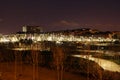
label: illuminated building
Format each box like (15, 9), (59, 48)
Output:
(22, 25), (43, 33)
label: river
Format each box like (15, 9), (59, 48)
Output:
(72, 54), (120, 72)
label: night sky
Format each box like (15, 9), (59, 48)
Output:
(0, 0), (120, 34)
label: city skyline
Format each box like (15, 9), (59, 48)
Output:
(0, 0), (120, 34)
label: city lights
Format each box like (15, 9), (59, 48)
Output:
(0, 33), (118, 43)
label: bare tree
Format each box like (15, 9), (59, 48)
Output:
(51, 45), (65, 80)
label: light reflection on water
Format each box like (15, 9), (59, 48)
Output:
(72, 54), (120, 72)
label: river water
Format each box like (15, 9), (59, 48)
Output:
(72, 54), (120, 72)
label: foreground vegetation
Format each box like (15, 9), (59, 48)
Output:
(0, 46), (119, 80)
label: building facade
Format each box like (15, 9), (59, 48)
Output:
(22, 25), (43, 33)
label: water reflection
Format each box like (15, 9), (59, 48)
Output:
(72, 54), (120, 72)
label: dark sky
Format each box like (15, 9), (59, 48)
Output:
(0, 0), (120, 34)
